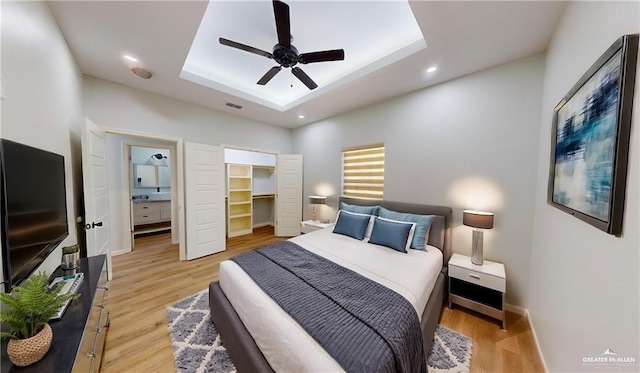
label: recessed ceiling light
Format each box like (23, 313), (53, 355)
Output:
(426, 66), (437, 73)
(123, 55), (138, 62)
(131, 67), (153, 80)
(298, 115), (305, 119)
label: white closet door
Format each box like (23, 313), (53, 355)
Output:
(81, 118), (112, 278)
(276, 154), (303, 237)
(185, 142), (226, 259)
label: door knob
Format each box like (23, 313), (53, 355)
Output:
(85, 221), (104, 230)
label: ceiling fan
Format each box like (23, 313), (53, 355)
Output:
(219, 0), (345, 90)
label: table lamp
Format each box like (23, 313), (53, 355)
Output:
(463, 210), (494, 265)
(308, 195), (327, 222)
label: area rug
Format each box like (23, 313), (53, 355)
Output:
(167, 290), (472, 373)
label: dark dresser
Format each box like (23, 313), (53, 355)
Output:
(1, 255), (109, 373)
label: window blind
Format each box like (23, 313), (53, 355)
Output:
(342, 145), (384, 199)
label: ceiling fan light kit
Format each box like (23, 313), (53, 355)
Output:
(219, 0), (345, 90)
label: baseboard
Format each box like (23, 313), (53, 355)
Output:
(252, 222), (274, 228)
(525, 309), (549, 373)
(503, 304), (548, 372)
(111, 249), (129, 256)
(505, 303), (526, 315)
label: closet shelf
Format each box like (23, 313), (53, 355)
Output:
(230, 228), (252, 236)
(253, 193), (275, 199)
(227, 163), (253, 238)
(229, 213), (252, 219)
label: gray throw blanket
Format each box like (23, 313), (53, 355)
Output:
(231, 241), (426, 373)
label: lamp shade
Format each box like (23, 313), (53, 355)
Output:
(463, 210), (494, 229)
(308, 195), (327, 204)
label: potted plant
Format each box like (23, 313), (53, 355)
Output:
(0, 273), (79, 366)
(61, 244), (80, 270)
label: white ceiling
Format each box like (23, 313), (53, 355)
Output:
(48, 1), (566, 129)
(182, 1), (425, 110)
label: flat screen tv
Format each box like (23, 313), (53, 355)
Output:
(1, 139), (69, 291)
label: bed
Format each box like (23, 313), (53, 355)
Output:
(209, 197), (452, 372)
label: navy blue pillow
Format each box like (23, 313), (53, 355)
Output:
(379, 207), (434, 250)
(368, 217), (414, 253)
(333, 210), (370, 240)
(339, 202), (380, 216)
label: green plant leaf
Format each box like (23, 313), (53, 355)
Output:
(62, 244), (80, 255)
(0, 272), (80, 339)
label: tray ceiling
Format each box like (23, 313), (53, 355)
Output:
(181, 1), (425, 110)
(48, 1), (566, 128)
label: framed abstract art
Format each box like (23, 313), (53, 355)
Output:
(548, 34), (638, 236)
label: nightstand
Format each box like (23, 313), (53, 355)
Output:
(300, 220), (332, 234)
(448, 253), (506, 329)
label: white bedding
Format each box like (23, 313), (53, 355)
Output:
(219, 227), (443, 372)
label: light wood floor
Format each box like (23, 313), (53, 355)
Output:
(102, 227), (544, 372)
(440, 305), (544, 372)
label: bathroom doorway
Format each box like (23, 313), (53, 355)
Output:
(129, 145), (173, 248)
(105, 132), (181, 257)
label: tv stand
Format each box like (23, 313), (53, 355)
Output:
(1, 255), (109, 373)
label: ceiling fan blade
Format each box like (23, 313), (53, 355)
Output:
(298, 49), (345, 64)
(273, 0), (291, 49)
(257, 66), (282, 85)
(219, 37), (273, 59)
(292, 67), (318, 90)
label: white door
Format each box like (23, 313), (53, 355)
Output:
(81, 118), (112, 278)
(185, 142), (225, 260)
(276, 154), (303, 236)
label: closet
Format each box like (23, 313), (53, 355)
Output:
(225, 148), (277, 238)
(227, 164), (253, 237)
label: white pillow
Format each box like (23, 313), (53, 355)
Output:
(336, 210), (375, 238)
(375, 216), (416, 252)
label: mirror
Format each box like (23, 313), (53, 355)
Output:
(134, 164), (157, 188)
(158, 167), (171, 187)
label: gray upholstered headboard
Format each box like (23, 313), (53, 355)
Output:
(339, 197), (453, 267)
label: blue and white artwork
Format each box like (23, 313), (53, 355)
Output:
(553, 50), (622, 222)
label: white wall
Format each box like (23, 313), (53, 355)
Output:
(293, 54), (545, 307)
(82, 76), (292, 154)
(529, 2), (640, 371)
(0, 1), (83, 290)
(84, 76), (292, 254)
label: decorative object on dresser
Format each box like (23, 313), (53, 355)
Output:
(448, 253), (506, 329)
(308, 195), (327, 221)
(61, 244), (80, 270)
(462, 210), (494, 265)
(0, 273), (79, 366)
(547, 34), (638, 237)
(0, 255), (109, 373)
